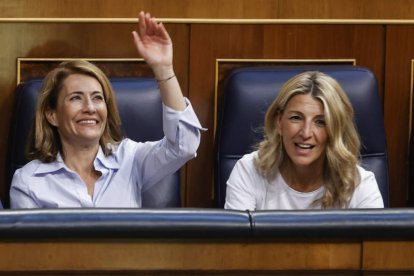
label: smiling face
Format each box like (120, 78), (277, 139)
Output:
(276, 93), (328, 173)
(46, 73), (107, 149)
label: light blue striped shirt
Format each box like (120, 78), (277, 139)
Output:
(10, 99), (203, 208)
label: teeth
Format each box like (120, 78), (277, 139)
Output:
(79, 120), (97, 124)
(297, 143), (312, 149)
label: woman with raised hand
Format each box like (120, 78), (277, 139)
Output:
(10, 11), (203, 208)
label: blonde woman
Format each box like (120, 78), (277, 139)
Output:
(225, 71), (383, 210)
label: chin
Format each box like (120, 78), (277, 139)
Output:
(291, 157), (318, 167)
(78, 135), (102, 144)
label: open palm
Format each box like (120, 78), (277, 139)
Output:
(132, 11), (173, 69)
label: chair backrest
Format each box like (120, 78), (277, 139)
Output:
(410, 135), (414, 205)
(7, 78), (180, 208)
(215, 66), (389, 207)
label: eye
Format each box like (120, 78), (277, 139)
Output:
(69, 95), (81, 101)
(93, 94), (104, 101)
(289, 115), (302, 122)
(315, 118), (326, 127)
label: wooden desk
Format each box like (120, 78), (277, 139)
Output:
(1, 209), (413, 274)
(0, 239), (412, 274)
(0, 240), (358, 273)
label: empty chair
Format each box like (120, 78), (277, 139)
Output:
(215, 66), (389, 207)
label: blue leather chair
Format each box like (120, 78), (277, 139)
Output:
(7, 78), (180, 208)
(215, 66), (389, 207)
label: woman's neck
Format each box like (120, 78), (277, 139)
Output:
(61, 142), (100, 174)
(279, 161), (324, 193)
(61, 142), (102, 197)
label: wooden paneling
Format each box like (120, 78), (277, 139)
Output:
(0, 22), (189, 205)
(0, 0), (278, 18)
(278, 0), (414, 20)
(0, 240), (360, 271)
(18, 59), (150, 83)
(188, 24), (384, 207)
(384, 25), (414, 207)
(1, 0), (414, 19)
(363, 241), (414, 270)
(0, 239), (413, 273)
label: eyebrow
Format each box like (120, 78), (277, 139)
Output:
(286, 110), (325, 118)
(64, 90), (104, 101)
(67, 90), (103, 96)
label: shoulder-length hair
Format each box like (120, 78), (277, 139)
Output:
(27, 60), (122, 162)
(254, 71), (361, 208)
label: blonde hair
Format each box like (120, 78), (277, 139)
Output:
(254, 71), (361, 208)
(27, 60), (122, 162)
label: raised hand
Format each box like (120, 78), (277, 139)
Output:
(131, 11), (185, 111)
(132, 11), (173, 75)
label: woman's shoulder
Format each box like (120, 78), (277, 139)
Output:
(232, 151), (261, 177)
(356, 164), (376, 180)
(12, 159), (49, 182)
(238, 150), (259, 163)
(17, 159), (46, 173)
(355, 164), (379, 192)
(350, 165), (384, 208)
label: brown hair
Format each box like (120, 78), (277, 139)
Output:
(27, 60), (122, 162)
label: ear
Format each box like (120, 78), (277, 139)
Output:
(45, 108), (58, 127)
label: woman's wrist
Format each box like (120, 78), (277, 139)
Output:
(156, 74), (176, 84)
(152, 65), (174, 81)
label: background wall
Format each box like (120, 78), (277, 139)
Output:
(1, 0), (414, 19)
(1, 0), (413, 207)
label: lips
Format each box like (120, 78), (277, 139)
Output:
(295, 143), (314, 149)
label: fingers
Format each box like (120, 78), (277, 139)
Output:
(131, 30), (142, 50)
(138, 11), (155, 37)
(137, 10), (169, 40)
(138, 11), (146, 38)
(145, 12), (155, 36)
(157, 22), (171, 42)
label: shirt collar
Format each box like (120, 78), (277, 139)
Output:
(34, 152), (67, 175)
(94, 146), (120, 170)
(34, 146), (120, 175)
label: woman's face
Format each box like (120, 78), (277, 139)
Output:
(276, 93), (328, 172)
(46, 73), (107, 149)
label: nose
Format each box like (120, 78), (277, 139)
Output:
(82, 98), (96, 114)
(300, 121), (312, 139)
